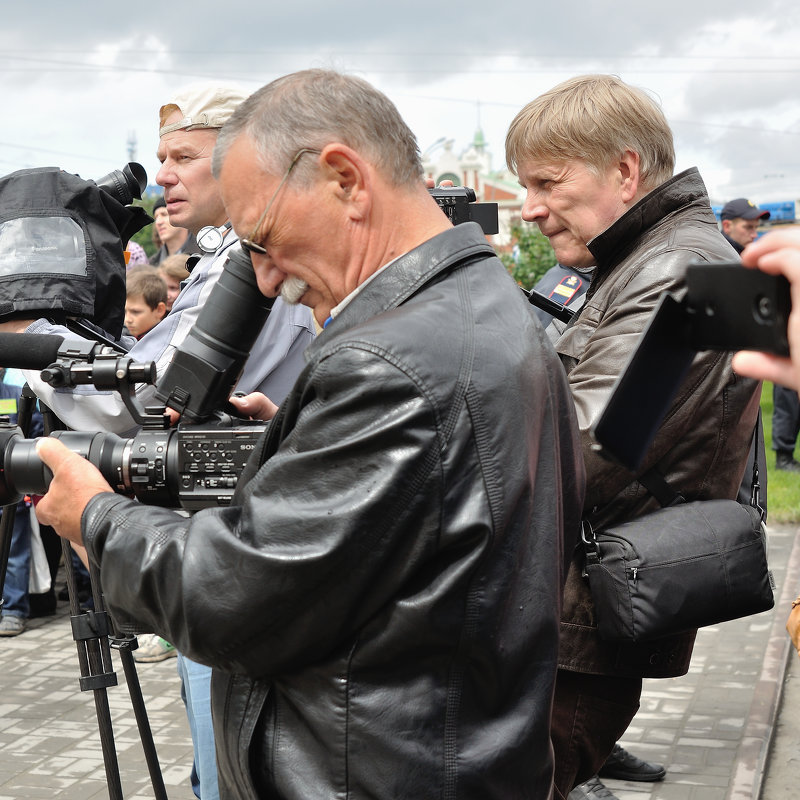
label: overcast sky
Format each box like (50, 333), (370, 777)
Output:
(3, 0), (800, 205)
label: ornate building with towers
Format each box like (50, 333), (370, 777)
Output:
(421, 128), (525, 251)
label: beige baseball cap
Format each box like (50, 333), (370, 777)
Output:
(159, 84), (249, 137)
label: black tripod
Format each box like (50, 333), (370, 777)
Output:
(5, 387), (170, 800)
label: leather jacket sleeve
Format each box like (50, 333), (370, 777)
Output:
(83, 343), (446, 677)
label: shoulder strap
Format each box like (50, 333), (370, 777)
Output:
(749, 409), (766, 521)
(638, 466), (685, 507)
(640, 412), (763, 519)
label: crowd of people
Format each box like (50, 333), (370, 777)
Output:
(0, 68), (798, 800)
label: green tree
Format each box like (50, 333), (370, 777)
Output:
(500, 220), (557, 290)
(129, 193), (160, 260)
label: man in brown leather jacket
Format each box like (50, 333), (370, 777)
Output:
(34, 70), (585, 799)
(506, 74), (761, 799)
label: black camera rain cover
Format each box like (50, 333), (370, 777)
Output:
(0, 167), (151, 338)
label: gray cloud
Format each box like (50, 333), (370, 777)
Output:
(3, 0), (800, 201)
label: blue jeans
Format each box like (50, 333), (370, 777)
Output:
(177, 653), (219, 800)
(2, 502), (32, 619)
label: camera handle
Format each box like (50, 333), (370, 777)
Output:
(39, 340), (170, 431)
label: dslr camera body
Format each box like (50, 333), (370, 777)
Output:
(0, 245), (270, 510)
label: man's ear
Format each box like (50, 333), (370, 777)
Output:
(721, 219), (732, 234)
(618, 149), (641, 203)
(319, 144), (368, 217)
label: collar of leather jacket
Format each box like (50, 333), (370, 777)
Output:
(307, 222), (496, 353)
(587, 167), (711, 278)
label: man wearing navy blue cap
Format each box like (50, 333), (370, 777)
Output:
(720, 197), (770, 253)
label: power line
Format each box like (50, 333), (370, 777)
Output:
(5, 53), (800, 78)
(4, 49), (800, 60)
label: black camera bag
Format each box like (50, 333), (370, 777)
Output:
(582, 421), (774, 643)
(582, 498), (774, 642)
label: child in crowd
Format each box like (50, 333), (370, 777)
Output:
(124, 267), (168, 339)
(125, 264), (176, 664)
(157, 253), (191, 312)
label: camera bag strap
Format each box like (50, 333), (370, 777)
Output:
(636, 411), (763, 517)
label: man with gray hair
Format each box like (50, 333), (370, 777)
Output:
(505, 74), (761, 798)
(34, 69), (584, 799)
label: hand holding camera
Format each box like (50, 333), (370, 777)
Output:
(228, 392), (279, 421)
(733, 227), (800, 391)
(34, 437), (112, 545)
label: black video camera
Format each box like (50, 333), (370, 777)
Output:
(0, 246), (269, 510)
(0, 163), (152, 338)
(429, 186), (499, 235)
(0, 184), (499, 510)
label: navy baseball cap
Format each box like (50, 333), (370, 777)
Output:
(720, 198), (770, 221)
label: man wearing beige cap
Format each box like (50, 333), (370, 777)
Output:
(8, 83), (316, 800)
(16, 84), (315, 435)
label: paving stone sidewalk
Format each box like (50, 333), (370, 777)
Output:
(600, 522), (800, 800)
(0, 524), (798, 799)
(0, 601), (195, 799)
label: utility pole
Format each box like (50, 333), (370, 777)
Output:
(126, 131), (137, 164)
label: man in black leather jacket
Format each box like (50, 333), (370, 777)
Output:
(506, 75), (761, 799)
(35, 69), (585, 799)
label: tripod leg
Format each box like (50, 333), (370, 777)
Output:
(62, 537), (125, 800)
(84, 556), (170, 799)
(114, 639), (170, 800)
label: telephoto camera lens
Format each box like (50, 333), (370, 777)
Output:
(155, 245), (275, 422)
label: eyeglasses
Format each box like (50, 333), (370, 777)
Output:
(240, 148), (321, 256)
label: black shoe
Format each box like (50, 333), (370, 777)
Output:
(775, 451), (800, 473)
(568, 776), (620, 800)
(599, 743), (666, 782)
